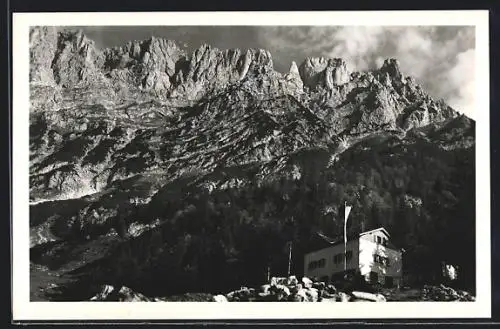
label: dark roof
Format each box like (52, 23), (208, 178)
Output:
(315, 231), (359, 246)
(307, 227), (402, 253)
(359, 227), (390, 238)
(306, 231), (359, 253)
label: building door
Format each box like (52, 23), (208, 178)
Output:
(369, 271), (378, 284)
(385, 276), (394, 288)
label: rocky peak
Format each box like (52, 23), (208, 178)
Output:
(167, 46), (276, 101)
(289, 61), (300, 76)
(299, 57), (351, 90)
(237, 48), (274, 80)
(101, 36), (185, 95)
(379, 58), (403, 82)
(250, 48), (274, 69)
(30, 26), (59, 85)
(49, 29), (105, 88)
(140, 37), (184, 71)
(57, 29), (90, 48)
(280, 61), (304, 95)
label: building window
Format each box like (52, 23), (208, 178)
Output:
(309, 258), (326, 270)
(333, 254), (342, 264)
(375, 236), (388, 246)
(333, 251), (353, 264)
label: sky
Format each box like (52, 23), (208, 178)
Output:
(77, 26), (475, 119)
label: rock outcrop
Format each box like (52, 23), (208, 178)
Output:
(299, 57), (351, 90)
(103, 37), (185, 96)
(281, 61), (304, 95)
(50, 30), (106, 88)
(90, 285), (152, 301)
(30, 26), (59, 85)
(169, 46), (275, 100)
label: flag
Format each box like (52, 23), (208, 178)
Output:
(344, 203), (352, 245)
(343, 202), (352, 272)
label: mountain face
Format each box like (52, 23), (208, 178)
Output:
(29, 27), (475, 301)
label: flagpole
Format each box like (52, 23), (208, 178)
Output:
(287, 241), (292, 277)
(344, 202), (347, 273)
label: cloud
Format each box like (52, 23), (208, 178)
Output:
(440, 49), (475, 118)
(325, 26), (386, 71)
(255, 26), (476, 119)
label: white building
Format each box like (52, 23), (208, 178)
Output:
(304, 227), (403, 288)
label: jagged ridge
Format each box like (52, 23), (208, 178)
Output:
(30, 26), (463, 129)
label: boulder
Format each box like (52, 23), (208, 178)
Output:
(278, 277), (288, 285)
(326, 284), (337, 294)
(256, 292), (277, 302)
(302, 277), (313, 288)
(293, 288), (308, 302)
(304, 287), (319, 302)
(117, 286), (151, 301)
(289, 283), (303, 295)
(320, 291), (337, 299)
(213, 294), (228, 302)
(225, 286), (256, 301)
(351, 291), (387, 302)
(90, 284), (115, 301)
(270, 276), (287, 286)
(225, 291), (236, 300)
(260, 284), (271, 294)
(287, 275), (299, 286)
(270, 284), (291, 296)
(313, 281), (326, 291)
(338, 292), (351, 302)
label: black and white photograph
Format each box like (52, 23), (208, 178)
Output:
(12, 11), (490, 320)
